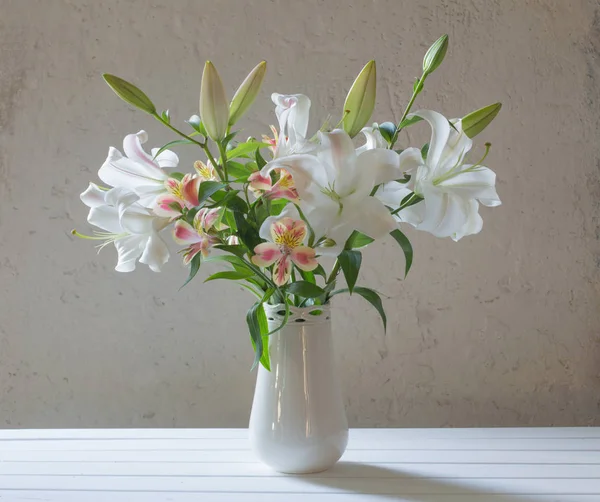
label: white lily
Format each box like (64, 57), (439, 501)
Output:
(376, 110), (501, 241)
(98, 130), (179, 207)
(78, 183), (170, 272)
(355, 125), (387, 154)
(263, 129), (399, 254)
(271, 93), (313, 158)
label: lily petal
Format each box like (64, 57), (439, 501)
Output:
(139, 232), (170, 272)
(440, 166), (501, 207)
(87, 205), (122, 234)
(408, 110), (450, 170)
(114, 235), (145, 272)
(417, 187), (470, 238)
(452, 200), (483, 241)
(349, 196), (398, 240)
(150, 148), (179, 169)
(80, 183), (107, 208)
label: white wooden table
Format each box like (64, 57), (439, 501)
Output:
(0, 428), (598, 501)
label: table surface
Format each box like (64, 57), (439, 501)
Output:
(0, 428), (599, 501)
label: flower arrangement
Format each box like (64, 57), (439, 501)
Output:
(74, 35), (501, 369)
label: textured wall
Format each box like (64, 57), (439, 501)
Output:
(0, 0), (599, 428)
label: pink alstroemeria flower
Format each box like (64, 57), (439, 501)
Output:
(248, 168), (299, 203)
(173, 208), (221, 264)
(194, 160), (219, 181)
(154, 174), (200, 218)
(251, 206), (318, 286)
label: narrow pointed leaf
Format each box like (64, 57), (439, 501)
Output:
(462, 102), (502, 138)
(205, 270), (255, 282)
(342, 60), (376, 138)
(338, 249), (362, 294)
(346, 230), (375, 249)
(390, 228), (413, 277)
(179, 254), (202, 290)
(198, 181), (227, 206)
(103, 74), (156, 114)
(287, 281), (326, 299)
(332, 286), (387, 332)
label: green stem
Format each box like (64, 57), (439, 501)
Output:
(391, 193), (419, 215)
(389, 73), (426, 149)
(326, 259), (341, 285)
(153, 114), (206, 149)
(218, 142), (229, 182)
(202, 144), (224, 182)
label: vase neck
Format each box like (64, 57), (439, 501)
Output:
(263, 303), (331, 327)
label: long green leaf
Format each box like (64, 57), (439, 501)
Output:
(212, 244), (249, 258)
(103, 74), (156, 114)
(287, 281), (326, 299)
(227, 141), (270, 160)
(332, 286), (387, 332)
(179, 253), (201, 290)
(152, 139), (194, 160)
(204, 270), (255, 282)
(338, 249), (362, 294)
(234, 210), (262, 251)
(247, 302), (264, 371)
(198, 181), (227, 206)
(345, 230), (374, 249)
(390, 228), (413, 278)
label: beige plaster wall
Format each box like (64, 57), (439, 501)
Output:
(0, 0), (599, 428)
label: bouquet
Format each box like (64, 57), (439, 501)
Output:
(74, 35), (501, 369)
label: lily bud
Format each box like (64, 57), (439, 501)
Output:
(199, 61), (229, 141)
(461, 102), (502, 138)
(229, 61), (267, 126)
(422, 34), (449, 76)
(342, 60), (376, 138)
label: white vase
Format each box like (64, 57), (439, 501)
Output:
(249, 303), (348, 474)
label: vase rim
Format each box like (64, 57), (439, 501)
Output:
(263, 303), (331, 326)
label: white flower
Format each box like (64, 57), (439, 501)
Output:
(355, 125), (387, 154)
(98, 130), (179, 207)
(79, 183), (170, 272)
(263, 129), (400, 255)
(377, 110), (501, 241)
(271, 93), (313, 158)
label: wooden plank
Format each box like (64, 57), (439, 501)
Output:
(0, 474), (599, 494)
(2, 460), (600, 478)
(2, 437), (600, 451)
(0, 448), (598, 463)
(1, 427), (600, 440)
(0, 493), (597, 502)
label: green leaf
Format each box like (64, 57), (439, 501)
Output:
(247, 302), (266, 370)
(226, 161), (252, 181)
(342, 60), (376, 138)
(161, 110), (171, 123)
(421, 142), (430, 160)
(378, 122), (396, 144)
(345, 230), (375, 249)
(389, 228), (413, 278)
(338, 249), (362, 294)
(413, 78), (424, 94)
(179, 253), (201, 290)
(102, 74), (156, 115)
(234, 210), (262, 251)
(152, 139), (194, 160)
(299, 269), (316, 284)
(198, 181), (227, 206)
(227, 141), (270, 160)
(397, 115), (423, 130)
(255, 149), (267, 169)
(462, 102), (502, 139)
(205, 270), (255, 282)
(287, 281), (326, 299)
(332, 287), (387, 332)
(313, 264), (327, 280)
(209, 190), (248, 213)
(423, 34), (449, 76)
(229, 61), (267, 126)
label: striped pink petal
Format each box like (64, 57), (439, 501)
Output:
(154, 194), (184, 217)
(290, 246), (318, 271)
(272, 254), (292, 286)
(248, 172), (272, 192)
(251, 242), (283, 268)
(182, 175), (200, 207)
(173, 220), (203, 245)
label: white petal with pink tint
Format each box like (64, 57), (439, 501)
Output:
(251, 243), (283, 268)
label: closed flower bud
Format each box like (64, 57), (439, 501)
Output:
(199, 61), (229, 141)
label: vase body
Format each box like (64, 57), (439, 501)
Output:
(249, 304), (348, 473)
